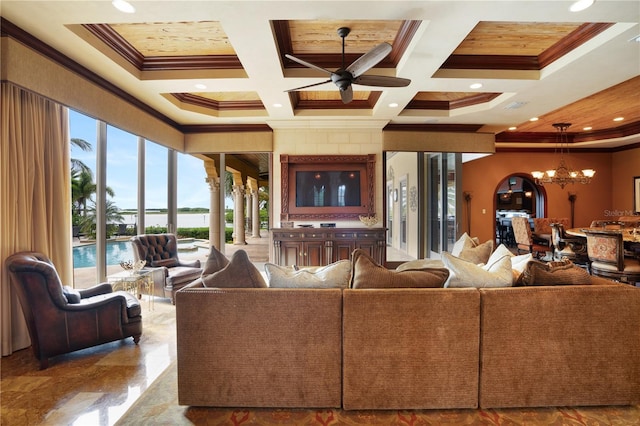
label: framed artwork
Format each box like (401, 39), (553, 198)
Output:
(635, 176), (640, 214)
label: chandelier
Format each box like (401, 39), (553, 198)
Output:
(531, 123), (596, 189)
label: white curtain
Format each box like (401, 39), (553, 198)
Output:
(1, 82), (72, 356)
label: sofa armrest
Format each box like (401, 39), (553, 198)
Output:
(178, 259), (201, 268)
(78, 283), (113, 298)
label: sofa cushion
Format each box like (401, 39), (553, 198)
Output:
(265, 260), (351, 288)
(202, 245), (230, 276)
(442, 250), (512, 288)
(516, 258), (591, 286)
(350, 249), (449, 289)
(202, 250), (267, 288)
(165, 267), (203, 287)
(62, 286), (81, 304)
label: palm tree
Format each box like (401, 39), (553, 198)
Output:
(71, 137), (93, 174)
(71, 170), (115, 218)
(79, 199), (125, 238)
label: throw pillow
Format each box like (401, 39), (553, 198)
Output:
(396, 258), (445, 272)
(350, 249), (449, 289)
(491, 244), (533, 282)
(517, 258), (591, 286)
(442, 250), (513, 288)
(202, 245), (230, 276)
(451, 232), (478, 257)
(457, 239), (494, 264)
(265, 260), (351, 288)
(202, 250), (267, 288)
(62, 286), (81, 304)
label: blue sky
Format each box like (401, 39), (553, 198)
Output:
(69, 109), (212, 210)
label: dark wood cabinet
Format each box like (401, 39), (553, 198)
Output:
(272, 228), (386, 266)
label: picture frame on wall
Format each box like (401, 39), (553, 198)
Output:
(635, 176), (640, 214)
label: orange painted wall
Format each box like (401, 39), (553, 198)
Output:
(460, 150), (628, 244)
(611, 147), (640, 216)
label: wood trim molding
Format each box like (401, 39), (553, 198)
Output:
(82, 24), (243, 71)
(280, 154), (376, 220)
(405, 93), (501, 110)
(171, 93), (265, 111)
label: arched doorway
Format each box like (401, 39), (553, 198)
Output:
(494, 174), (546, 247)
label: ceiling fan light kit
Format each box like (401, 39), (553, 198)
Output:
(285, 27), (411, 104)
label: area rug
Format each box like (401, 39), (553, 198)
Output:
(117, 362), (640, 425)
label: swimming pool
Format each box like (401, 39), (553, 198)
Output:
(73, 240), (207, 268)
(73, 241), (135, 268)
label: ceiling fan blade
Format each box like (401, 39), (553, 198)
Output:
(285, 79), (332, 92)
(284, 54), (333, 75)
(346, 43), (392, 78)
(340, 85), (353, 104)
(353, 74), (411, 88)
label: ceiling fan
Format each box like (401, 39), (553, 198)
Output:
(284, 27), (411, 104)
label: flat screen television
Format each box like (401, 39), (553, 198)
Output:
(281, 154), (375, 220)
(295, 170), (361, 207)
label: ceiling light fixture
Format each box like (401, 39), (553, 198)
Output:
(531, 123), (595, 189)
(194, 83), (207, 90)
(389, 102), (399, 108)
(469, 83), (483, 89)
(508, 126), (517, 131)
(583, 126), (592, 131)
(529, 117), (539, 122)
(613, 117), (624, 122)
(273, 103), (282, 108)
(570, 0), (595, 12)
(112, 0), (135, 13)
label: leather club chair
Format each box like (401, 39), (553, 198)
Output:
(5, 251), (142, 369)
(130, 233), (202, 304)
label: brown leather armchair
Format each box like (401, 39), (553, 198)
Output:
(130, 233), (202, 304)
(5, 252), (142, 369)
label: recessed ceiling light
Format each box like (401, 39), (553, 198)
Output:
(112, 0), (135, 13)
(529, 117), (539, 122)
(273, 103), (283, 108)
(613, 117), (624, 122)
(508, 126), (517, 131)
(569, 0), (594, 12)
(469, 83), (483, 89)
(583, 126), (592, 131)
(194, 83), (207, 90)
(389, 102), (399, 108)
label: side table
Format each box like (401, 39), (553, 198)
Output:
(107, 269), (154, 311)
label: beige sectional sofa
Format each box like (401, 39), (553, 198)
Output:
(175, 275), (640, 410)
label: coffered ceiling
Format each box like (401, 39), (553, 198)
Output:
(1, 0), (639, 150)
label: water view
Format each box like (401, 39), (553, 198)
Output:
(73, 239), (208, 268)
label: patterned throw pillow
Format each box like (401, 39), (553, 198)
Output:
(350, 249), (449, 289)
(202, 250), (267, 288)
(442, 250), (513, 288)
(265, 260), (351, 288)
(516, 258), (591, 286)
(201, 245), (230, 276)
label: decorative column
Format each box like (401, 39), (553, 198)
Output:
(204, 159), (221, 249)
(232, 171), (246, 245)
(246, 177), (261, 238)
